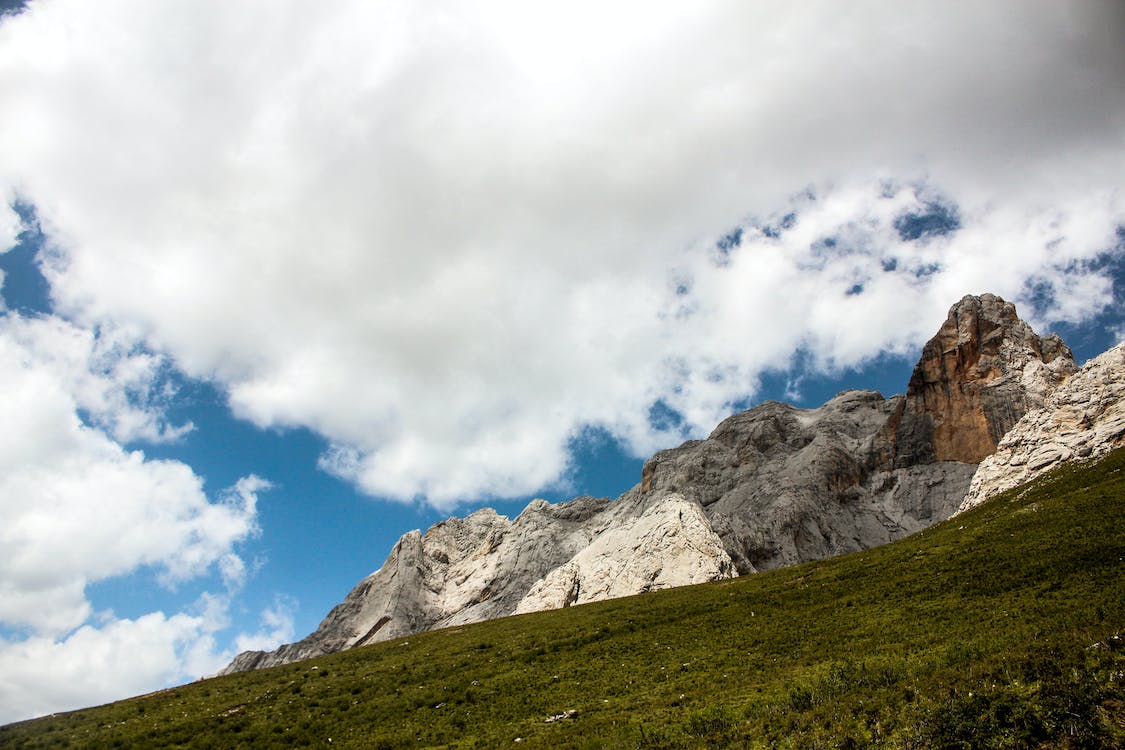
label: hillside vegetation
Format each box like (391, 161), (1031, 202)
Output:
(3, 449), (1125, 749)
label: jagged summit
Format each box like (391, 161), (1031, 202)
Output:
(900, 293), (1076, 464)
(223, 293), (1089, 675)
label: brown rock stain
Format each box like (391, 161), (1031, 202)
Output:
(902, 293), (1075, 464)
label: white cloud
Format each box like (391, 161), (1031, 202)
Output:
(0, 610), (216, 725)
(654, 183), (1123, 437)
(0, 312), (265, 636)
(0, 304), (283, 723)
(0, 593), (297, 725)
(231, 595), (298, 656)
(0, 1), (1123, 506)
(0, 313), (191, 445)
(0, 198), (19, 254)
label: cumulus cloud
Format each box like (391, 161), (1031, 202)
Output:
(0, 304), (281, 721)
(0, 608), (219, 724)
(0, 593), (297, 724)
(650, 182), (1123, 437)
(231, 595), (298, 656)
(0, 0), (1123, 506)
(0, 199), (19, 254)
(0, 312), (264, 634)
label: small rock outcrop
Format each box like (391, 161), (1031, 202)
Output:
(224, 293), (1077, 674)
(514, 493), (735, 613)
(959, 342), (1125, 511)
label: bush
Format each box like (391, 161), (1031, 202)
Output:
(682, 705), (735, 739)
(918, 650), (1119, 750)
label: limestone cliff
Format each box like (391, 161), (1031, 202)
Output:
(959, 341), (1125, 511)
(899, 293), (1076, 464)
(637, 294), (1074, 574)
(640, 390), (979, 575)
(222, 496), (608, 673)
(514, 494), (735, 613)
(223, 293), (1075, 675)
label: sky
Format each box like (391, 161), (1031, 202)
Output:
(0, 0), (1123, 724)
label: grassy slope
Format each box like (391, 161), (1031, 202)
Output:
(3, 450), (1125, 749)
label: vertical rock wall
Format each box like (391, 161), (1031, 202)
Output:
(902, 294), (1076, 463)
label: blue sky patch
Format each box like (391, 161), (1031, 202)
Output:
(647, 399), (686, 433)
(716, 226), (742, 252)
(894, 200), (961, 241)
(560, 426), (644, 500)
(761, 212), (797, 239)
(0, 1), (27, 17)
(1021, 276), (1056, 319)
(911, 262), (942, 279)
(0, 202), (52, 314)
(1047, 247), (1125, 362)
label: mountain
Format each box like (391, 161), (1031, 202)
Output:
(9, 443), (1124, 747)
(960, 340), (1125, 510)
(223, 293), (1078, 674)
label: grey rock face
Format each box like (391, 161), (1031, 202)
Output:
(641, 390), (978, 575)
(223, 294), (1073, 674)
(514, 493), (735, 613)
(221, 497), (609, 674)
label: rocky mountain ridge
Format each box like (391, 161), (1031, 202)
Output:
(959, 341), (1125, 510)
(223, 293), (1088, 674)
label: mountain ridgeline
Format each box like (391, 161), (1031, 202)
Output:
(223, 293), (1092, 674)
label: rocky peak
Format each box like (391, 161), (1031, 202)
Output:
(900, 293), (1077, 464)
(222, 293), (1087, 676)
(959, 341), (1125, 511)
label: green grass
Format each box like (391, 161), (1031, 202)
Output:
(4, 449), (1125, 749)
